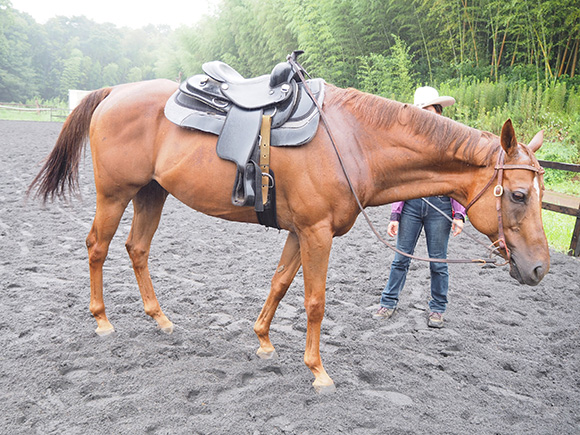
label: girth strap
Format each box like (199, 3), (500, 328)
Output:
(259, 115), (272, 205)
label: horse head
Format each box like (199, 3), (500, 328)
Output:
(466, 119), (549, 286)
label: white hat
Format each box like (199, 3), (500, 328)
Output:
(413, 86), (455, 109)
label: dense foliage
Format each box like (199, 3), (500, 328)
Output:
(158, 0), (580, 88)
(0, 0), (171, 101)
(2, 0), (579, 98)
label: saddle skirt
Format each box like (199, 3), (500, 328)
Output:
(164, 76), (325, 147)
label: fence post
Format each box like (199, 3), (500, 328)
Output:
(571, 217), (580, 256)
(538, 159), (580, 257)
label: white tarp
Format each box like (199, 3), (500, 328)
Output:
(68, 90), (92, 112)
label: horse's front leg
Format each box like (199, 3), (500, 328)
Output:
(254, 232), (302, 358)
(299, 226), (336, 394)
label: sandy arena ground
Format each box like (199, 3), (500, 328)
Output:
(1, 120), (579, 434)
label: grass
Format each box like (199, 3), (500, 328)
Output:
(545, 175), (580, 196)
(0, 107), (68, 122)
(542, 209), (578, 255)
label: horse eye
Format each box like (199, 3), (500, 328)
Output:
(511, 191), (526, 203)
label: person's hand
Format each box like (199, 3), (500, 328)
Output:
(452, 219), (464, 236)
(387, 221), (399, 237)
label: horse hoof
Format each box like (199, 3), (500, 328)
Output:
(95, 325), (115, 336)
(158, 323), (174, 334)
(313, 380), (336, 395)
(256, 348), (278, 360)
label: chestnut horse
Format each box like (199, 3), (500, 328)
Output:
(29, 79), (549, 393)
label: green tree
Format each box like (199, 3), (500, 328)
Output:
(59, 49), (86, 95)
(282, 0), (351, 85)
(102, 63), (120, 86)
(127, 66), (143, 82)
(357, 35), (416, 101)
(0, 3), (38, 101)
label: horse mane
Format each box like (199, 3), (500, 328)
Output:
(327, 85), (499, 166)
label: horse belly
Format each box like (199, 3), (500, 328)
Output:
(154, 129), (259, 223)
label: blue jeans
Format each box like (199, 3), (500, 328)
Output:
(380, 197), (452, 313)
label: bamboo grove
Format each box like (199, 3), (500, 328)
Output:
(157, 0), (580, 92)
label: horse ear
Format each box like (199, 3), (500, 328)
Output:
(528, 130), (544, 153)
(500, 119), (518, 157)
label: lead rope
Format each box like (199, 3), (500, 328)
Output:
(288, 54), (498, 265)
(421, 198), (503, 259)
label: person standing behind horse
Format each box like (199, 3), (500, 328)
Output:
(374, 86), (465, 328)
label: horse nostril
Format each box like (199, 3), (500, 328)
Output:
(533, 263), (546, 282)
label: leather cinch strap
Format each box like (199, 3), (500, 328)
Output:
(259, 115), (272, 205)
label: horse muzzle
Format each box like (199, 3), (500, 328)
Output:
(509, 252), (550, 286)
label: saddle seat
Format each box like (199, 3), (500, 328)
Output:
(186, 60), (296, 111)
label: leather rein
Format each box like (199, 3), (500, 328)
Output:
(288, 54), (544, 265)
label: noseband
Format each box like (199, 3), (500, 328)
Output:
(465, 149), (545, 264)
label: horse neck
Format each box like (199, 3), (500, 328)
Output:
(334, 89), (496, 207)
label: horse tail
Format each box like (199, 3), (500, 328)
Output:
(28, 87), (113, 202)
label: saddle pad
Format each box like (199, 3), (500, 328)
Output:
(164, 78), (325, 147)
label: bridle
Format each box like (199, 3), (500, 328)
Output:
(464, 148), (545, 265)
(287, 53), (544, 265)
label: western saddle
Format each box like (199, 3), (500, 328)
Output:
(164, 51), (325, 229)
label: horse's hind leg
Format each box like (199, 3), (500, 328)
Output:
(125, 181), (173, 333)
(254, 232), (302, 358)
(87, 194), (132, 336)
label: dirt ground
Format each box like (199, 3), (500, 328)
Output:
(1, 119), (579, 434)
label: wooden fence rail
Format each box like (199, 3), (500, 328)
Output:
(0, 103), (68, 122)
(538, 159), (580, 256)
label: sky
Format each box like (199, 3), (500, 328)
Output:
(10, 0), (220, 29)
